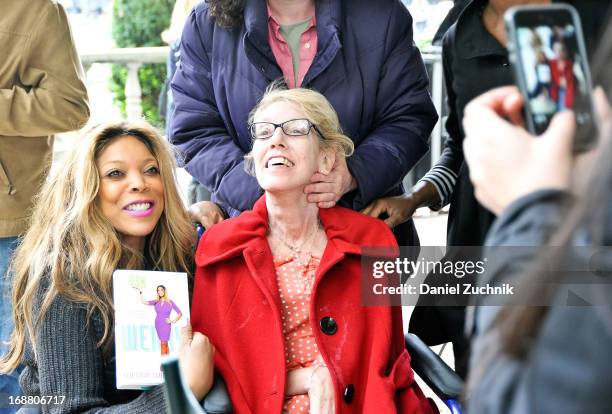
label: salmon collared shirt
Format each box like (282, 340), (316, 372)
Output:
(267, 6), (317, 88)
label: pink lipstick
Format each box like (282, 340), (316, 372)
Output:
(123, 200), (155, 218)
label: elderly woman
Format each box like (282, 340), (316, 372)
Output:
(190, 87), (435, 414)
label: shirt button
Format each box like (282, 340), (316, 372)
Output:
(305, 42), (311, 49)
(320, 316), (337, 335)
(343, 384), (355, 403)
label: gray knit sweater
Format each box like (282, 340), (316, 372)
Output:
(18, 293), (168, 413)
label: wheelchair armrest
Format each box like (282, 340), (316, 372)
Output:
(202, 372), (233, 414)
(161, 357), (204, 414)
(161, 357), (232, 414)
(405, 333), (464, 401)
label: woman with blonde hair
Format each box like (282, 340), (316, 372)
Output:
(0, 121), (214, 412)
(190, 86), (435, 414)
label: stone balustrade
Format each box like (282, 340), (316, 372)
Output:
(80, 46), (169, 120)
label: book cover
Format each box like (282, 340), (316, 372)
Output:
(113, 269), (190, 390)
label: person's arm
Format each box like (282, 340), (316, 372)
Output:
(459, 84), (577, 330)
(416, 28), (464, 211)
(170, 301), (182, 324)
(138, 291), (152, 305)
(34, 295), (167, 414)
(471, 190), (572, 331)
(466, 190), (572, 414)
(171, 312), (183, 324)
(170, 7), (260, 214)
(0, 2), (89, 137)
(361, 180), (439, 228)
(188, 201), (226, 230)
(345, 1), (438, 210)
(285, 363), (334, 414)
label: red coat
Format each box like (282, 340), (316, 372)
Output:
(549, 58), (575, 108)
(192, 196), (436, 414)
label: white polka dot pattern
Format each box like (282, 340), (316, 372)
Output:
(274, 255), (322, 413)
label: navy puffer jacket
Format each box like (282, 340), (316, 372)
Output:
(170, 0), (437, 218)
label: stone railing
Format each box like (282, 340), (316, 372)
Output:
(80, 46), (169, 120)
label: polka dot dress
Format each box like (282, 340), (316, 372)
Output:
(274, 254), (323, 413)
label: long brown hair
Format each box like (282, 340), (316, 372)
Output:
(0, 121), (195, 372)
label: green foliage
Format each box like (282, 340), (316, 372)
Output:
(110, 0), (174, 126)
(416, 39), (433, 51)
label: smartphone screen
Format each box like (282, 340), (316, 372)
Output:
(508, 6), (597, 150)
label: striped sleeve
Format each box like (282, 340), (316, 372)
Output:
(418, 165), (458, 210)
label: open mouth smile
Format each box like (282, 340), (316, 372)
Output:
(123, 200), (156, 217)
(266, 156), (295, 168)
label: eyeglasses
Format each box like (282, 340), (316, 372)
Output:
(249, 118), (325, 140)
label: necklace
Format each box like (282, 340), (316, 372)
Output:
(273, 231), (320, 295)
(269, 219), (322, 267)
(269, 218), (323, 294)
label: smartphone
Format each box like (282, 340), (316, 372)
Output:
(505, 4), (597, 151)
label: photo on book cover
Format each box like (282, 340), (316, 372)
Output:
(112, 269), (190, 389)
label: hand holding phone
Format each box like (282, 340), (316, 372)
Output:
(462, 86), (576, 214)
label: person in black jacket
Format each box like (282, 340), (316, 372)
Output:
(432, 0), (470, 45)
(363, 0), (609, 378)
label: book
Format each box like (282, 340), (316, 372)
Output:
(113, 269), (190, 390)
